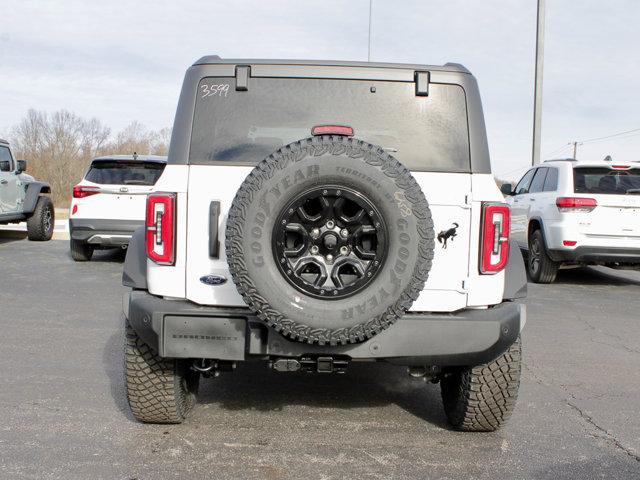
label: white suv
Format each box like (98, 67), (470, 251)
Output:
(503, 158), (640, 283)
(68, 155), (166, 261)
(120, 58), (528, 431)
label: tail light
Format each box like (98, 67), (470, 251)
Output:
(146, 193), (176, 265)
(311, 125), (354, 136)
(480, 203), (510, 274)
(73, 185), (100, 198)
(556, 197), (597, 212)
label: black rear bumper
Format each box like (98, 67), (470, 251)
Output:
(69, 218), (143, 246)
(124, 290), (525, 367)
(548, 246), (640, 265)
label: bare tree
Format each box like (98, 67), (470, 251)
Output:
(100, 121), (172, 157)
(10, 110), (171, 207)
(11, 109), (110, 207)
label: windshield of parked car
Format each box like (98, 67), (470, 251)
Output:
(573, 167), (640, 195)
(189, 77), (471, 172)
(85, 161), (165, 185)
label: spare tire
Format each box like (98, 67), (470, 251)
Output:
(226, 135), (434, 345)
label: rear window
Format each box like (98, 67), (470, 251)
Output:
(85, 161), (165, 186)
(573, 167), (640, 194)
(189, 77), (471, 172)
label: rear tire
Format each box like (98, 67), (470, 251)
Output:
(124, 320), (199, 424)
(527, 229), (558, 283)
(441, 337), (522, 432)
(70, 239), (94, 262)
(26, 196), (54, 241)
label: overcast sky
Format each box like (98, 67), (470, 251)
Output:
(2, 0), (639, 179)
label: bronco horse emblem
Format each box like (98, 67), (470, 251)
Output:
(437, 223), (459, 249)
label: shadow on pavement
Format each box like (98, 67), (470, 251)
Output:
(68, 247), (127, 264)
(103, 328), (136, 422)
(197, 361), (450, 428)
(0, 231), (28, 244)
(553, 266), (640, 287)
(104, 324), (449, 428)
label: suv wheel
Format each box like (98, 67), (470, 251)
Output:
(26, 196), (54, 241)
(441, 337), (522, 431)
(70, 239), (94, 262)
(124, 320), (199, 424)
(527, 229), (558, 283)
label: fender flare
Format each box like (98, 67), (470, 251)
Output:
(122, 226), (147, 290)
(503, 239), (527, 301)
(23, 182), (51, 213)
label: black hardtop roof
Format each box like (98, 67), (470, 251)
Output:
(193, 56), (470, 74)
(92, 155), (167, 164)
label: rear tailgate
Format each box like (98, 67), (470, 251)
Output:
(185, 166), (473, 311)
(573, 166), (640, 246)
(72, 160), (165, 221)
(182, 70), (481, 312)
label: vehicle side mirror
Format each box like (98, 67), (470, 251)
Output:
(500, 183), (514, 196)
(0, 160), (10, 172)
(16, 160), (27, 173)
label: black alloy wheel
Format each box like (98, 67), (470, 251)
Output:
(273, 185), (387, 300)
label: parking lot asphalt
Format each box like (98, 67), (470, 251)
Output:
(0, 236), (638, 480)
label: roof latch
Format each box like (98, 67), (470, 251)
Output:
(415, 71), (429, 96)
(235, 65), (250, 91)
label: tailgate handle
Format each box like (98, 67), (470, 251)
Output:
(209, 201), (221, 258)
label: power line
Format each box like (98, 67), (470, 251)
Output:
(543, 142), (572, 158)
(569, 127), (640, 158)
(496, 164), (531, 179)
(577, 127), (640, 145)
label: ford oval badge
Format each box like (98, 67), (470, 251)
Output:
(199, 274), (227, 286)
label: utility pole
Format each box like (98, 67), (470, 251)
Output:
(572, 141), (578, 159)
(367, 0), (373, 62)
(532, 0), (546, 165)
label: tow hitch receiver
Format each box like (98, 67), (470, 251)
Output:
(270, 356), (349, 373)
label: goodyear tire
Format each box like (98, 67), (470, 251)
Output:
(226, 135), (434, 345)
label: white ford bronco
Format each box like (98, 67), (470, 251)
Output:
(0, 139), (55, 241)
(122, 57), (527, 431)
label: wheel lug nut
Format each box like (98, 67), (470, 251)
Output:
(310, 246), (319, 254)
(311, 228), (320, 238)
(340, 246), (349, 255)
(340, 228), (348, 237)
(326, 254), (334, 262)
(326, 220), (335, 229)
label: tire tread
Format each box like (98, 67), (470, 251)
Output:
(124, 321), (197, 424)
(26, 195), (54, 241)
(441, 337), (522, 432)
(225, 135), (435, 345)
